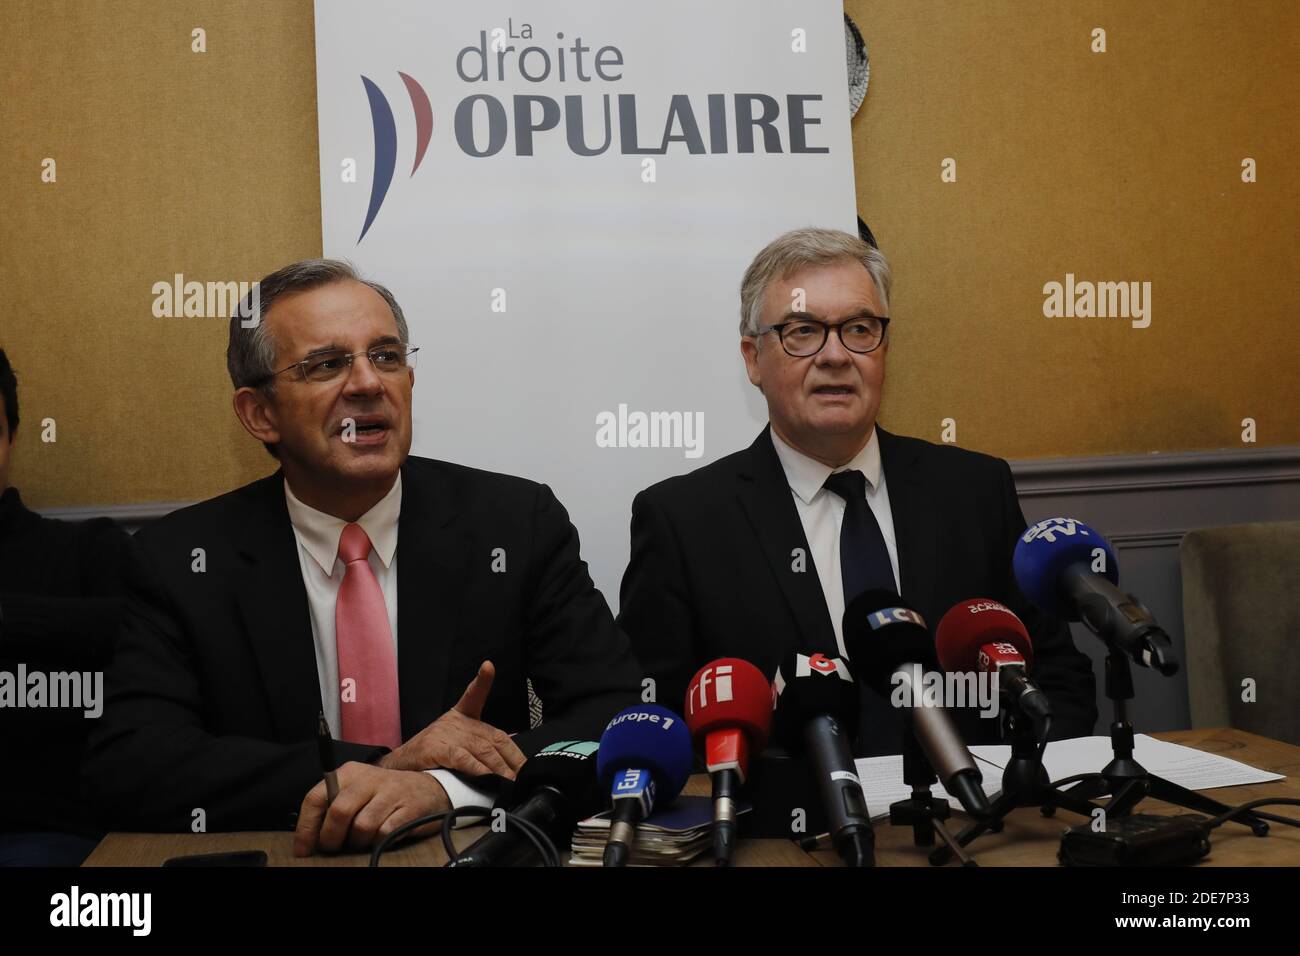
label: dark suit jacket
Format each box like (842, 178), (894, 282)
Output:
(617, 425), (1097, 755)
(0, 488), (137, 838)
(84, 456), (641, 831)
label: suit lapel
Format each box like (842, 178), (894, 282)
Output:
(395, 459), (468, 738)
(234, 473), (323, 743)
(736, 426), (837, 653)
(877, 425), (938, 619)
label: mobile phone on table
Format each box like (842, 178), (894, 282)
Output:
(162, 850), (268, 867)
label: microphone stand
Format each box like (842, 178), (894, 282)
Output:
(1040, 645), (1270, 835)
(888, 720), (977, 866)
(928, 707), (1097, 866)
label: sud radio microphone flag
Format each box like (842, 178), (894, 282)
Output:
(1012, 517), (1177, 674)
(684, 658), (773, 866)
(935, 599), (1052, 725)
(446, 740), (603, 867)
(596, 704), (693, 867)
(843, 589), (991, 818)
(772, 650), (874, 867)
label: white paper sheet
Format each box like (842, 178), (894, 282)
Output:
(854, 735), (1283, 821)
(969, 734), (1284, 791)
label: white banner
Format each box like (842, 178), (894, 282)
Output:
(314, 0), (857, 608)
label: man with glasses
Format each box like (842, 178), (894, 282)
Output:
(85, 260), (640, 854)
(617, 228), (1096, 754)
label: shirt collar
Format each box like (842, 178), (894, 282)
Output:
(769, 426), (882, 505)
(283, 472), (402, 575)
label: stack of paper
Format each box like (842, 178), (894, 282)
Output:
(570, 795), (749, 866)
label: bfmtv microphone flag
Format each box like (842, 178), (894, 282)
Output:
(314, 0), (857, 607)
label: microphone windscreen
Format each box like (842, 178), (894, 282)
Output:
(1012, 518), (1119, 620)
(842, 589), (938, 694)
(935, 599), (1033, 672)
(684, 658), (773, 748)
(504, 740), (604, 823)
(596, 705), (694, 803)
(771, 650), (859, 746)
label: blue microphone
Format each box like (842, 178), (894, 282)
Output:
(596, 705), (693, 867)
(1013, 517), (1176, 674)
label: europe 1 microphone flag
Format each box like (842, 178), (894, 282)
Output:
(684, 658), (773, 866)
(596, 705), (693, 867)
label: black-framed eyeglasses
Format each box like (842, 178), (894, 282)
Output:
(261, 344), (420, 385)
(756, 316), (889, 357)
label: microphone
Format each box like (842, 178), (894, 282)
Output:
(684, 658), (773, 866)
(936, 599), (1052, 726)
(843, 590), (991, 818)
(1013, 517), (1177, 675)
(446, 739), (602, 867)
(772, 650), (874, 867)
(596, 705), (693, 867)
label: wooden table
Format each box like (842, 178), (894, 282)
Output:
(82, 775), (818, 867)
(808, 728), (1300, 867)
(83, 728), (1300, 867)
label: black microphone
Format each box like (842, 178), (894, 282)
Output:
(446, 740), (602, 867)
(844, 591), (991, 819)
(773, 650), (874, 867)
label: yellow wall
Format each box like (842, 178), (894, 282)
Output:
(847, 0), (1299, 457)
(1, 1), (321, 507)
(3, 1), (1296, 508)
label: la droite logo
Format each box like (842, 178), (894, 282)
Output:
(358, 72), (433, 243)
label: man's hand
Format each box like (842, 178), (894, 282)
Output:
(377, 660), (527, 779)
(294, 761), (450, 856)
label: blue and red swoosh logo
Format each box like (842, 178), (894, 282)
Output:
(358, 71), (432, 243)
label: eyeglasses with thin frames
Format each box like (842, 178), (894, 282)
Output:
(260, 344), (420, 385)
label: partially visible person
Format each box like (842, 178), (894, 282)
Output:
(0, 347), (138, 865)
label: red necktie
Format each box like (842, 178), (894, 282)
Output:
(335, 523), (402, 748)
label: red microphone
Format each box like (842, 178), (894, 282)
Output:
(684, 658), (773, 866)
(936, 600), (1052, 724)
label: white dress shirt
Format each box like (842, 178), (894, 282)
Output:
(769, 426), (902, 657)
(283, 474), (491, 814)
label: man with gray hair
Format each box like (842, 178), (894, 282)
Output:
(617, 227), (1096, 754)
(85, 259), (640, 854)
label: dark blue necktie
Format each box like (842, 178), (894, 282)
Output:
(823, 469), (895, 604)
